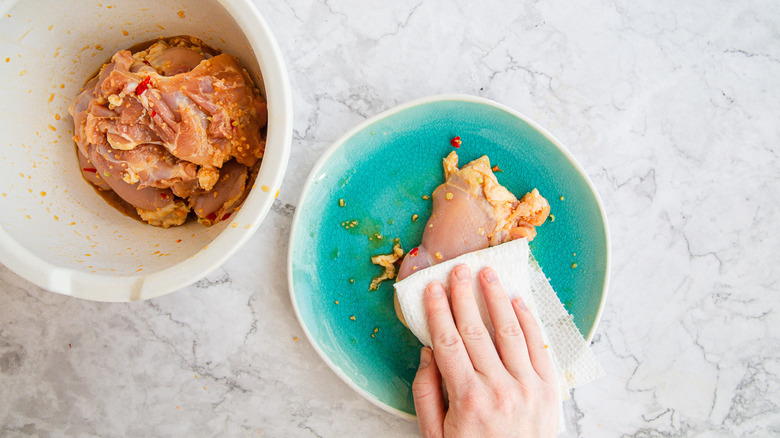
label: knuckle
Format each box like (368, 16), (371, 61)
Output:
(460, 324), (489, 341)
(529, 340), (548, 352)
(436, 330), (463, 350)
(412, 380), (437, 400)
(493, 386), (520, 413)
(496, 323), (523, 339)
(457, 388), (480, 412)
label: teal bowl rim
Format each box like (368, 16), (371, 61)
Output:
(287, 93), (611, 419)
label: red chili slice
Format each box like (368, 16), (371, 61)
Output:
(221, 212), (232, 221)
(135, 76), (152, 95)
(82, 167), (97, 173)
(450, 136), (462, 148)
(160, 193), (168, 199)
(149, 110), (156, 118)
(409, 247), (419, 257)
(206, 212), (217, 221)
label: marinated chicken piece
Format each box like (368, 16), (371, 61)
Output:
(139, 39), (207, 76)
(94, 44), (267, 167)
(105, 98), (162, 151)
(394, 152), (550, 322)
(76, 146), (110, 191)
(68, 36), (267, 227)
(192, 159), (248, 225)
(147, 53), (268, 167)
(397, 151), (549, 282)
(87, 148), (172, 216)
(91, 143), (197, 190)
(71, 77), (98, 158)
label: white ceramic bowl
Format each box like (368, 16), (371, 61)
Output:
(0, 0), (292, 301)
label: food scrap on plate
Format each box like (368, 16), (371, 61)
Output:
(369, 243), (404, 291)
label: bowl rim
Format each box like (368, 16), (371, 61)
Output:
(0, 0), (293, 302)
(287, 93), (611, 419)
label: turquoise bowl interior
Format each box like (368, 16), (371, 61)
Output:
(288, 95), (609, 418)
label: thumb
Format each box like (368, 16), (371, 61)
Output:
(412, 347), (445, 438)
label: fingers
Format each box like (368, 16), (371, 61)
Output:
(449, 265), (503, 374)
(512, 297), (557, 383)
(425, 281), (475, 392)
(479, 268), (536, 380)
(412, 347), (445, 438)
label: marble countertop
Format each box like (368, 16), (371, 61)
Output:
(2, 0), (779, 436)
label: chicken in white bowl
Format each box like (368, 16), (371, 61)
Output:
(69, 36), (267, 228)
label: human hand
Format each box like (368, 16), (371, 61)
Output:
(412, 264), (559, 438)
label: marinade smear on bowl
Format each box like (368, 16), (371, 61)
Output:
(69, 36), (267, 228)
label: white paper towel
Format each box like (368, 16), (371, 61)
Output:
(394, 238), (605, 398)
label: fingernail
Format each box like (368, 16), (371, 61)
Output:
(453, 264), (470, 281)
(514, 297), (529, 311)
(483, 268), (498, 284)
(427, 282), (445, 298)
(419, 347), (432, 368)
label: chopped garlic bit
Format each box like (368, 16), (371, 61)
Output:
(197, 166), (219, 191)
(122, 168), (140, 184)
(107, 94), (122, 109)
(341, 219), (359, 229)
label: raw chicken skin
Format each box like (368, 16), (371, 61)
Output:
(397, 151), (550, 281)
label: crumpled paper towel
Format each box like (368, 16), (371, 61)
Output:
(394, 238), (605, 399)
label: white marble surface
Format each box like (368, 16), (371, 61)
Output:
(2, 0), (779, 436)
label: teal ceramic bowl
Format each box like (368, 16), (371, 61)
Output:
(288, 94), (610, 419)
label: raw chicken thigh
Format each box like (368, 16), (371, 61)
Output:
(69, 36), (267, 227)
(394, 151), (550, 322)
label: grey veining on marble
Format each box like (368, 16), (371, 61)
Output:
(2, 0), (779, 436)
